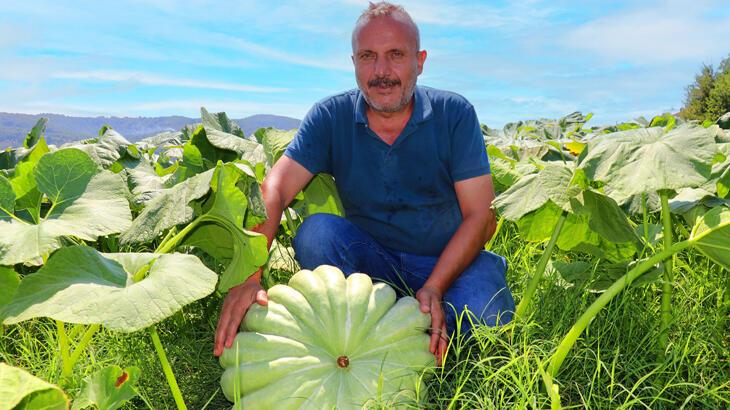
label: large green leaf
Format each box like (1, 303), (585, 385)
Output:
(120, 169), (214, 244)
(539, 163), (582, 212)
(578, 124), (716, 201)
(492, 174), (546, 221)
(0, 362), (68, 410)
(556, 212), (636, 263)
(0, 267), (19, 317)
(254, 127), (295, 166)
(201, 107), (244, 137)
(690, 206), (730, 270)
(35, 148), (98, 204)
(205, 128), (266, 165)
(493, 163), (580, 221)
(122, 161), (170, 211)
(2, 246), (217, 332)
(71, 365), (140, 410)
(515, 202), (563, 242)
(0, 150), (132, 265)
(9, 136), (49, 213)
(23, 118), (48, 149)
(577, 190), (638, 244)
(66, 130), (134, 169)
(0, 175), (14, 219)
(183, 163), (268, 292)
(291, 174), (345, 217)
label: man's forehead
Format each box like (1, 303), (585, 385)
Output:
(352, 16), (418, 51)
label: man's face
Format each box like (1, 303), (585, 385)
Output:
(352, 16), (426, 114)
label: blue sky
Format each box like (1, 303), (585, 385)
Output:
(1, 0), (729, 127)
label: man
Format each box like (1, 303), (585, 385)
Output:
(214, 2), (514, 365)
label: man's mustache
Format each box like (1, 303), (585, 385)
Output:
(368, 77), (401, 88)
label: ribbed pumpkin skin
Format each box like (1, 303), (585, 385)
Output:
(219, 265), (434, 409)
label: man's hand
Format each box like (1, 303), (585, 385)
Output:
(415, 285), (448, 366)
(214, 272), (268, 357)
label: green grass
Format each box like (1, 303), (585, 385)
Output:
(1, 223), (728, 409)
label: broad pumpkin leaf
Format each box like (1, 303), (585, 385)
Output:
(0, 362), (68, 410)
(23, 117), (47, 148)
(578, 124), (716, 202)
(254, 127), (296, 166)
(71, 365), (140, 410)
(0, 174), (14, 219)
(493, 174), (546, 220)
(0, 149), (132, 265)
(493, 163), (580, 221)
(220, 266), (433, 408)
(291, 174), (345, 217)
(556, 212), (636, 263)
(9, 136), (49, 214)
(122, 160), (170, 211)
(66, 129), (134, 169)
(2, 246), (217, 332)
(550, 260), (592, 288)
(515, 202), (563, 242)
(690, 206), (730, 270)
(0, 267), (19, 318)
(201, 107), (245, 137)
(576, 190), (638, 244)
(206, 128), (267, 166)
(183, 163), (268, 292)
(120, 169), (215, 244)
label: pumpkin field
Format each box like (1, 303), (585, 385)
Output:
(1, 109), (729, 409)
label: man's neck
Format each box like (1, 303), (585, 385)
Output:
(366, 99), (414, 146)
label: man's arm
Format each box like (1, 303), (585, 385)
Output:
(415, 174), (497, 364)
(214, 156), (314, 356)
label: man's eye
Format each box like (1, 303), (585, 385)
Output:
(360, 53), (375, 61)
(391, 51), (404, 59)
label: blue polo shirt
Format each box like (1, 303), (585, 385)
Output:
(284, 85), (490, 256)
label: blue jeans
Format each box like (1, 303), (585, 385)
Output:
(292, 214), (515, 335)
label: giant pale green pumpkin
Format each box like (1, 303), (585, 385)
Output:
(219, 265), (435, 409)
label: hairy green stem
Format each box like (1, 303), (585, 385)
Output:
(515, 211), (567, 318)
(150, 326), (187, 410)
(720, 274), (730, 333)
(658, 191), (674, 353)
(155, 219), (201, 255)
(548, 240), (691, 377)
(62, 324), (100, 379)
(283, 208), (298, 237)
(485, 216), (505, 251)
(56, 321), (70, 377)
(642, 193), (649, 249)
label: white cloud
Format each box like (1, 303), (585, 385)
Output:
(52, 71), (290, 93)
(562, 1), (730, 63)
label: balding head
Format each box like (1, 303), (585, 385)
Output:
(351, 2), (420, 53)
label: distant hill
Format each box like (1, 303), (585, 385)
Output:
(0, 112), (301, 148)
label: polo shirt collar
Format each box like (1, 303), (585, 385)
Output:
(355, 84), (433, 125)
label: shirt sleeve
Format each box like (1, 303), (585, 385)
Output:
(283, 102), (332, 175)
(450, 103), (491, 182)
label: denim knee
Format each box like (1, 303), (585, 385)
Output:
(444, 251), (515, 334)
(292, 213), (349, 269)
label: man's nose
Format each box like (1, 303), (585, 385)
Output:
(373, 56), (391, 76)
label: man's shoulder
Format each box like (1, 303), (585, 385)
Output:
(420, 85), (474, 110)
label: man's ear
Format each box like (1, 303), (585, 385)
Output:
(417, 50), (427, 75)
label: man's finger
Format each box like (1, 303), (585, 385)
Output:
(223, 310), (243, 349)
(256, 289), (268, 306)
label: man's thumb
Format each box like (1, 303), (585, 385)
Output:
(256, 289), (268, 305)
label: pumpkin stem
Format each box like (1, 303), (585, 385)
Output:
(337, 355), (349, 368)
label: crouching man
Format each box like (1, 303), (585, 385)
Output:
(214, 1), (514, 365)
